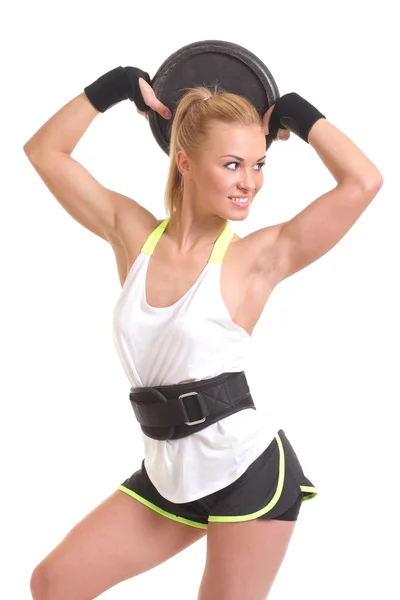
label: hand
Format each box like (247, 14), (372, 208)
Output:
(262, 104), (291, 142)
(136, 78), (172, 121)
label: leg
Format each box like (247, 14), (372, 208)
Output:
(30, 489), (206, 600)
(197, 518), (296, 600)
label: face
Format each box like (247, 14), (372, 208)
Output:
(177, 122), (266, 219)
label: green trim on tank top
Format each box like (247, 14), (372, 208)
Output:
(140, 218), (234, 265)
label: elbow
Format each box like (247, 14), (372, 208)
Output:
(343, 168), (383, 197)
(23, 142), (46, 163)
(361, 172), (384, 195)
(23, 142), (36, 158)
(342, 174), (383, 200)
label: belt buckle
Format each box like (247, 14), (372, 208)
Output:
(178, 391), (207, 426)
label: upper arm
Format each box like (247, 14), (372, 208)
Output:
(24, 148), (157, 245)
(254, 179), (383, 284)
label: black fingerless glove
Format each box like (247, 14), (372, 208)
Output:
(84, 66), (151, 113)
(268, 93), (326, 143)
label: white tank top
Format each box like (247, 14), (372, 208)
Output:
(113, 218), (279, 503)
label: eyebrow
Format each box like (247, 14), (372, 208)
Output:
(220, 154), (266, 162)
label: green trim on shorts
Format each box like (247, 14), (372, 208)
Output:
(118, 485), (208, 530)
(118, 431), (318, 527)
(208, 431), (286, 523)
(300, 485), (318, 501)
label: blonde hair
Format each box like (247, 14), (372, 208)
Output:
(164, 86), (264, 225)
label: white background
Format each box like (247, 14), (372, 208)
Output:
(2, 0), (399, 598)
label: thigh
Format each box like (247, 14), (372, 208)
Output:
(198, 518), (296, 600)
(31, 489), (206, 600)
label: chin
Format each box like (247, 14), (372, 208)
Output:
(230, 212), (249, 221)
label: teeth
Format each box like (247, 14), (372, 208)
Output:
(231, 197), (248, 204)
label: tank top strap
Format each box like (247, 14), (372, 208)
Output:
(140, 217), (234, 264)
(209, 221), (234, 264)
(141, 219), (170, 255)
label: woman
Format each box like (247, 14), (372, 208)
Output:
(24, 65), (383, 600)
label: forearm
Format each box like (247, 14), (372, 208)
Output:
(308, 119), (383, 190)
(23, 92), (100, 157)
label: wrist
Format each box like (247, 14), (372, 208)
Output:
(84, 67), (131, 113)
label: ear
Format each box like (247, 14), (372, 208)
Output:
(176, 150), (192, 180)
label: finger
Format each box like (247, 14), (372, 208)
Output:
(276, 129), (291, 141)
(153, 99), (172, 120)
(262, 104), (276, 135)
(138, 78), (171, 120)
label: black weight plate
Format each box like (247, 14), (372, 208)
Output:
(148, 40), (280, 155)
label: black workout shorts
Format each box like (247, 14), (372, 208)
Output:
(118, 429), (317, 529)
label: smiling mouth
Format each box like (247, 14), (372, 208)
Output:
(228, 196), (250, 205)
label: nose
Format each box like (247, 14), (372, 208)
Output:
(238, 169), (257, 193)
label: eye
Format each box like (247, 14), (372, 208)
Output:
(224, 162), (266, 171)
(224, 162), (240, 170)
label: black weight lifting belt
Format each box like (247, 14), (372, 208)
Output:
(129, 371), (255, 440)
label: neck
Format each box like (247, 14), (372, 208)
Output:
(166, 211), (228, 255)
